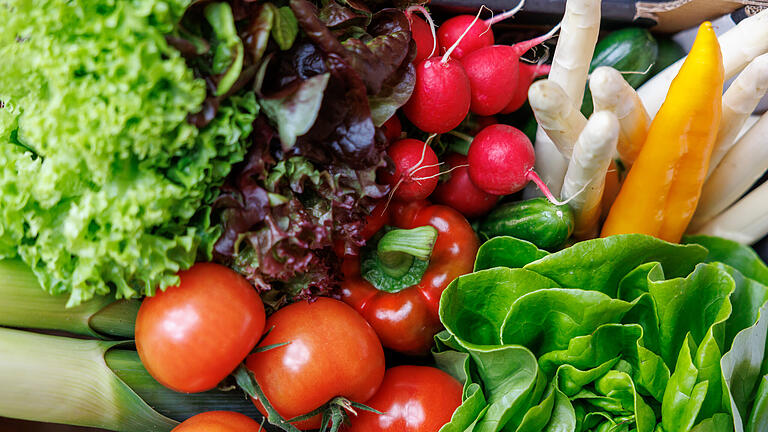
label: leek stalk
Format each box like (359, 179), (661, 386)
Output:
(0, 328), (262, 431)
(0, 259), (138, 338)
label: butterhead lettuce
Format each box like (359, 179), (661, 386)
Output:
(0, 0), (257, 305)
(437, 234), (768, 432)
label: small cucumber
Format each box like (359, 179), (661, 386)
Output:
(649, 37), (686, 76)
(582, 27), (658, 117)
(479, 198), (575, 250)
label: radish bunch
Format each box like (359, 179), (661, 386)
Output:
(403, 5), (558, 133)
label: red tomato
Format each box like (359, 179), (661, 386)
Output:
(136, 263), (266, 393)
(246, 298), (385, 430)
(172, 411), (262, 431)
(344, 366), (463, 431)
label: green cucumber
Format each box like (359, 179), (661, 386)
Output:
(479, 198), (574, 250)
(649, 37), (686, 76)
(582, 27), (658, 117)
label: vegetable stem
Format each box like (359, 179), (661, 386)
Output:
(377, 226), (438, 277)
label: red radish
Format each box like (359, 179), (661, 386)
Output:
(432, 152), (498, 218)
(382, 115), (402, 143)
(467, 124), (559, 203)
(436, 1), (525, 60)
(406, 6), (437, 65)
(470, 115), (498, 134)
(462, 27), (559, 116)
(379, 138), (440, 201)
(500, 62), (551, 114)
(403, 11), (485, 134)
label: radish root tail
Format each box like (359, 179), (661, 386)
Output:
(526, 169), (571, 206)
(484, 0), (526, 26)
(406, 5), (438, 58)
(441, 7), (486, 63)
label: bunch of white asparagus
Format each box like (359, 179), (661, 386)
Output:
(527, 2), (768, 243)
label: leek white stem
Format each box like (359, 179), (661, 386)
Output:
(0, 327), (178, 431)
(693, 180), (768, 245)
(708, 53), (768, 178)
(0, 259), (138, 338)
(638, 8), (768, 118)
(691, 112), (768, 230)
(561, 111), (619, 239)
(589, 66), (650, 168)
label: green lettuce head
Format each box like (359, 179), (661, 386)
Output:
(0, 0), (257, 305)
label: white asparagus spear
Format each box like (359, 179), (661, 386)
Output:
(527, 130), (569, 198)
(690, 112), (768, 230)
(637, 8), (768, 118)
(707, 53), (768, 178)
(529, 79), (588, 158)
(589, 66), (651, 168)
(561, 111), (619, 239)
(548, 0), (601, 106)
(529, 0), (601, 198)
(693, 180), (768, 245)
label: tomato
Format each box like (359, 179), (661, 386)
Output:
(344, 366), (463, 432)
(172, 411), (262, 431)
(136, 262), (266, 393)
(245, 298), (385, 430)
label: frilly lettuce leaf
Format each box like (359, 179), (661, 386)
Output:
(0, 0), (257, 305)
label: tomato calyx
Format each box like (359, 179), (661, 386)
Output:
(234, 364), (381, 432)
(360, 225), (438, 293)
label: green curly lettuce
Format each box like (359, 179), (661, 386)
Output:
(0, 0), (258, 305)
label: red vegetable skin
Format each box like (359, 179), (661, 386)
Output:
(344, 366), (463, 432)
(500, 63), (551, 114)
(408, 14), (436, 65)
(172, 411), (263, 431)
(341, 201), (479, 354)
(436, 3), (524, 60)
(432, 152), (498, 218)
(402, 57), (471, 133)
(381, 115), (402, 143)
(245, 298), (385, 430)
(463, 31), (558, 116)
(379, 138), (440, 201)
(135, 263), (265, 393)
(468, 124), (557, 200)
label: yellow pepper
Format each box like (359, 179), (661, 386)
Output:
(601, 22), (724, 243)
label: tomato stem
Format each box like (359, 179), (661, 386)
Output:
(233, 365), (302, 432)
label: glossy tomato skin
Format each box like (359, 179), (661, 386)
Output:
(344, 366), (463, 432)
(172, 411), (262, 431)
(136, 263), (265, 393)
(246, 298), (385, 430)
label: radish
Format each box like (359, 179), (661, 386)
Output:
(379, 138), (440, 201)
(431, 152), (499, 218)
(381, 114), (402, 143)
(461, 26), (559, 116)
(402, 11), (484, 134)
(436, 1), (525, 60)
(467, 124), (559, 202)
(406, 6), (437, 65)
(500, 62), (551, 114)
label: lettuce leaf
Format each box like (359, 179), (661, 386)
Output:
(437, 234), (768, 432)
(0, 0), (257, 305)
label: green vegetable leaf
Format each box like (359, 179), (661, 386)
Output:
(524, 234), (707, 297)
(205, 2), (245, 95)
(271, 5), (299, 51)
(684, 235), (768, 287)
(259, 73), (331, 150)
(747, 376), (768, 431)
(474, 236), (549, 272)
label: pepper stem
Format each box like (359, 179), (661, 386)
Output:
(376, 226), (438, 278)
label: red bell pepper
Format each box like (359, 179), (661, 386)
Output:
(341, 200), (479, 355)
